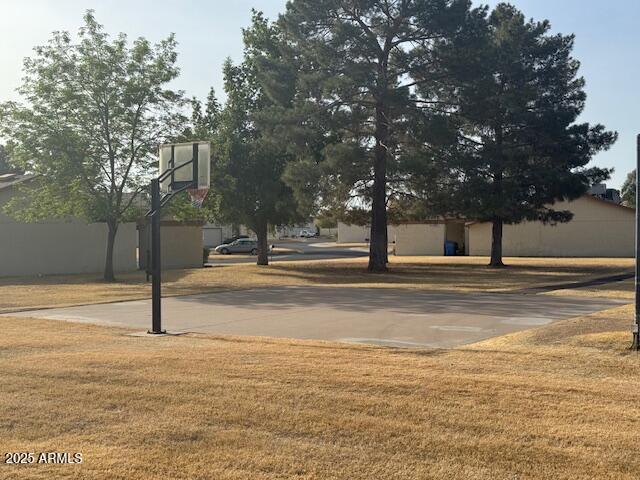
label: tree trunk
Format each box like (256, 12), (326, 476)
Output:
(489, 218), (505, 268)
(490, 122), (505, 269)
(383, 223), (389, 264)
(104, 221), (118, 282)
(368, 101), (389, 273)
(256, 221), (269, 266)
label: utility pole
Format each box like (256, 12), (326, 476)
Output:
(634, 134), (640, 350)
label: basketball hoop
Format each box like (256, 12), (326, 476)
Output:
(187, 187), (209, 209)
(148, 141), (211, 335)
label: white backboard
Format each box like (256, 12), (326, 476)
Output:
(159, 141), (210, 193)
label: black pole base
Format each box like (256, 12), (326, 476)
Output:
(632, 332), (640, 351)
(147, 330), (167, 335)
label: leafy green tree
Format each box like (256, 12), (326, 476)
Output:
(0, 144), (8, 174)
(0, 143), (19, 174)
(316, 214), (338, 229)
(168, 87), (222, 222)
(260, 0), (482, 272)
(0, 11), (185, 280)
(213, 19), (305, 266)
(441, 4), (616, 267)
(621, 170), (636, 207)
(179, 87), (221, 142)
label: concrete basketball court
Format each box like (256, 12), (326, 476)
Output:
(6, 286), (629, 348)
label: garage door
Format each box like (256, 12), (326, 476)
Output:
(203, 227), (222, 247)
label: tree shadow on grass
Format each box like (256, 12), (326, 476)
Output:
(177, 283), (628, 318)
(252, 261), (631, 291)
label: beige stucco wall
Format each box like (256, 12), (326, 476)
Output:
(0, 221), (137, 277)
(139, 223), (204, 270)
(468, 196), (635, 257)
(394, 224), (446, 256)
(319, 227), (338, 237)
(337, 222), (369, 243)
(0, 179), (138, 277)
(337, 222), (397, 244)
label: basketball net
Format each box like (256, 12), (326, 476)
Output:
(187, 187), (209, 209)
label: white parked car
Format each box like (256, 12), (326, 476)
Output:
(299, 229), (317, 238)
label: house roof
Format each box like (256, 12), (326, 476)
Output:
(464, 194), (635, 226)
(0, 173), (36, 191)
(389, 218), (466, 226)
(583, 192), (635, 212)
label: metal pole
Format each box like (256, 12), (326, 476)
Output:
(149, 178), (165, 334)
(193, 142), (199, 185)
(146, 143), (201, 335)
(634, 134), (640, 350)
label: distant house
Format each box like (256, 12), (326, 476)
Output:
(338, 220), (464, 254)
(0, 173), (37, 210)
(337, 222), (369, 243)
(391, 192), (634, 258)
(467, 195), (634, 258)
(337, 222), (398, 244)
(393, 221), (465, 256)
(202, 223), (237, 248)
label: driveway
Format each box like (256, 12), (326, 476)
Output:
(5, 287), (629, 348)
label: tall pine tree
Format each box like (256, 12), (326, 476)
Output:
(265, 0), (482, 272)
(446, 4), (616, 266)
(212, 15), (306, 266)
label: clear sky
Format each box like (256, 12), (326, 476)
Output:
(1, 0), (637, 188)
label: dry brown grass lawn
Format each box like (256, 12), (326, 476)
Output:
(0, 256), (638, 478)
(545, 277), (635, 300)
(0, 256), (633, 313)
(1, 303), (639, 479)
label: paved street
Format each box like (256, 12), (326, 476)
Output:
(6, 287), (628, 348)
(207, 239), (369, 265)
